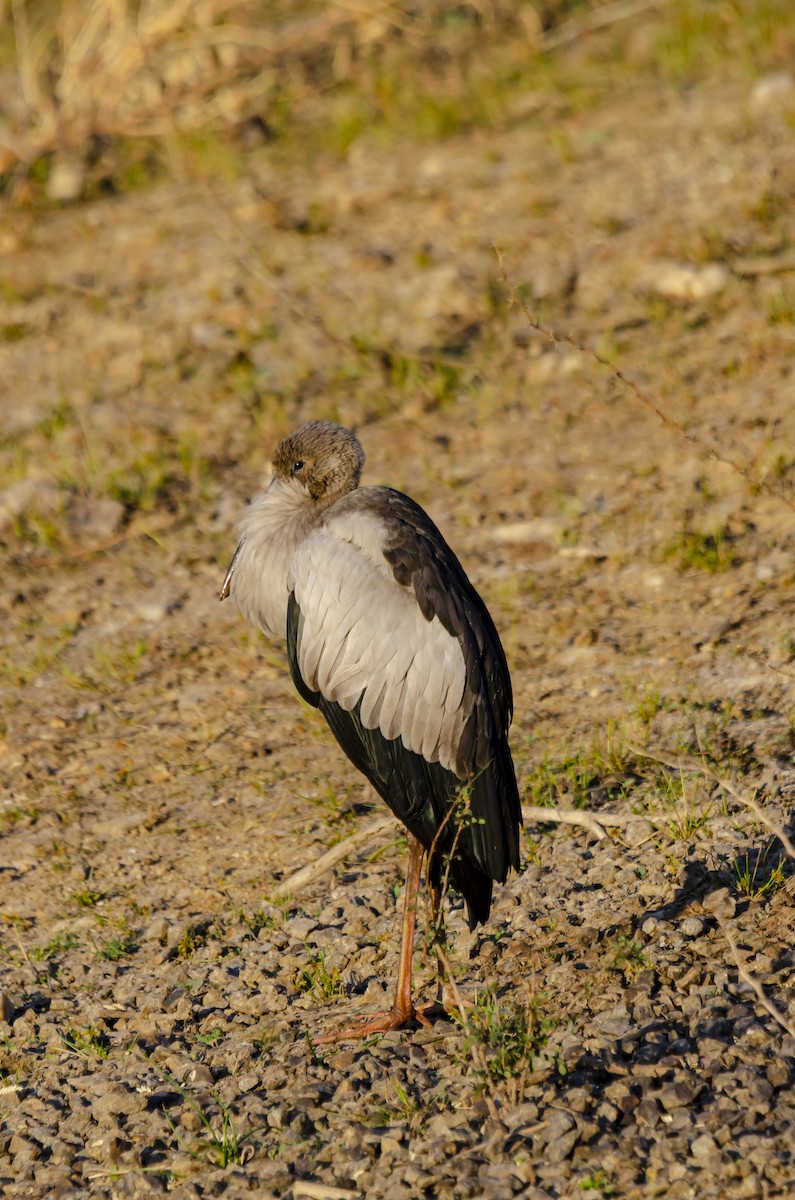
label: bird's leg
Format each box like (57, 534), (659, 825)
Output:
(312, 835), (427, 1044)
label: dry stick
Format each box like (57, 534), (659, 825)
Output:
(523, 805), (625, 839)
(271, 816), (395, 899)
(704, 769), (795, 862)
(627, 743), (795, 861)
(293, 1183), (358, 1200)
(495, 250), (795, 516)
(274, 802), (634, 900)
(541, 0), (668, 51)
(716, 915), (795, 1042)
(11, 926), (48, 988)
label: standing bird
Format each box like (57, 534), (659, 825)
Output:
(220, 420), (521, 1040)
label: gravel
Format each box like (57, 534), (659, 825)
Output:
(3, 11), (795, 1199)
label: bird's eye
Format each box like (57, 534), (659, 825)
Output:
(291, 460), (304, 476)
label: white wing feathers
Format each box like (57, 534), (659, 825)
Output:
(289, 522), (467, 774)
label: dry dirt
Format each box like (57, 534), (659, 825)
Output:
(2, 10), (795, 1200)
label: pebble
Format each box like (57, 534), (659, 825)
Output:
(0, 478), (60, 531)
(750, 70), (794, 114)
(64, 495), (126, 541)
(690, 1132), (719, 1161)
(680, 916), (705, 937)
(636, 261), (730, 300)
(623, 817), (652, 847)
(702, 888), (736, 920)
(47, 158), (85, 202)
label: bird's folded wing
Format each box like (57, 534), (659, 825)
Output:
(288, 530), (468, 774)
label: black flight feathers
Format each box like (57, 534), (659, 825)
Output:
(284, 487), (521, 928)
(375, 488), (513, 775)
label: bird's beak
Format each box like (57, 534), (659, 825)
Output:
(219, 543), (241, 601)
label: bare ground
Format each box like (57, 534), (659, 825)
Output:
(2, 9), (795, 1199)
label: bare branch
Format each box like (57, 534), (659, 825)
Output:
(542, 0), (668, 52)
(495, 250), (795, 515)
(626, 743), (795, 861)
(716, 916), (795, 1042)
(271, 815), (395, 899)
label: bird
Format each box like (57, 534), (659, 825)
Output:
(220, 419), (521, 1041)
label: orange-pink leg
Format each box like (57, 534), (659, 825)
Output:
(313, 834), (428, 1044)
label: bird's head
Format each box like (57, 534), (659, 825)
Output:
(271, 420), (365, 507)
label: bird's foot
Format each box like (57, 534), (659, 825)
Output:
(311, 1000), (446, 1045)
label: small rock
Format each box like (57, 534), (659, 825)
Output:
(680, 916), (704, 937)
(134, 602), (170, 623)
(636, 261), (730, 300)
(0, 478), (61, 532)
(286, 916), (319, 940)
(91, 810), (149, 839)
(702, 888), (736, 920)
(541, 1109), (576, 1142)
(690, 1132), (718, 1160)
(750, 70), (794, 114)
(65, 495), (126, 541)
(623, 817), (652, 847)
(767, 1061), (791, 1088)
(143, 917), (170, 943)
(47, 158), (85, 202)
(185, 1063), (213, 1088)
(162, 987), (189, 1013)
(0, 992), (14, 1024)
(546, 1129), (579, 1164)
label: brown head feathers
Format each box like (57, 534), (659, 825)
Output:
(271, 420), (365, 506)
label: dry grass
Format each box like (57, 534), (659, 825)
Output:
(6, 0), (790, 184)
(3, 0), (533, 168)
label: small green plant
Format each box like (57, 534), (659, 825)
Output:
(195, 1028), (224, 1047)
(459, 987), (552, 1092)
(29, 932), (80, 961)
(252, 1025), (280, 1060)
(72, 870), (103, 908)
(91, 637), (148, 685)
(666, 527), (738, 573)
(608, 936), (650, 981)
(299, 776), (358, 833)
(60, 1026), (110, 1060)
(294, 951), (345, 1001)
(97, 932), (138, 961)
(768, 287), (795, 326)
(525, 733), (628, 810)
(241, 908), (277, 938)
(580, 1169), (616, 1195)
(150, 1059), (259, 1169)
(643, 766), (713, 841)
(0, 805), (41, 832)
(175, 921), (213, 958)
(733, 844), (786, 901)
(365, 1078), (425, 1129)
(634, 689), (665, 726)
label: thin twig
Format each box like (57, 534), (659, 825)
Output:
(542, 0), (667, 51)
(626, 744), (795, 861)
(271, 815), (395, 899)
(274, 800), (639, 901)
(12, 926), (47, 987)
(496, 250), (795, 515)
(716, 916), (795, 1041)
(523, 805), (624, 839)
